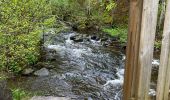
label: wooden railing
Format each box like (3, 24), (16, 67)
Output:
(123, 0), (170, 100)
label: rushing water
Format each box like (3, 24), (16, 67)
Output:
(44, 32), (125, 99)
(7, 31), (160, 100)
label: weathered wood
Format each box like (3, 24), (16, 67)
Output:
(123, 0), (143, 99)
(156, 0), (170, 100)
(123, 0), (159, 100)
(138, 0), (159, 99)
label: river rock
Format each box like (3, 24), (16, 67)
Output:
(35, 62), (55, 69)
(111, 36), (119, 41)
(70, 35), (83, 42)
(34, 68), (49, 76)
(31, 96), (70, 100)
(101, 37), (108, 42)
(22, 68), (34, 75)
(0, 80), (13, 100)
(91, 35), (100, 41)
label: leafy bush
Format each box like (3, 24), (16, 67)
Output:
(102, 26), (128, 43)
(0, 31), (41, 73)
(0, 0), (54, 73)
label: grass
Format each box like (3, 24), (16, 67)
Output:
(12, 89), (29, 100)
(102, 26), (128, 43)
(102, 26), (162, 50)
(12, 88), (44, 100)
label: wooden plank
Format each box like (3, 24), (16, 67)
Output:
(123, 0), (143, 99)
(137, 0), (159, 99)
(123, 0), (159, 100)
(156, 0), (170, 100)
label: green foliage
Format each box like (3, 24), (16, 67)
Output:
(50, 0), (82, 20)
(0, 31), (41, 73)
(0, 76), (6, 80)
(0, 0), (54, 73)
(0, 0), (52, 34)
(154, 41), (161, 50)
(106, 1), (117, 11)
(102, 26), (128, 43)
(49, 0), (117, 29)
(12, 89), (27, 100)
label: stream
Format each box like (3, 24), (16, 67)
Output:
(7, 30), (160, 100)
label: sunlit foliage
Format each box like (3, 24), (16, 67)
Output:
(0, 0), (54, 73)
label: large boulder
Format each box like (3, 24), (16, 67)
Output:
(0, 80), (13, 100)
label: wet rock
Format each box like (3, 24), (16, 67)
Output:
(88, 97), (93, 100)
(35, 62), (48, 69)
(91, 35), (100, 41)
(74, 38), (83, 42)
(122, 45), (126, 50)
(85, 77), (97, 85)
(34, 68), (49, 77)
(0, 80), (13, 100)
(31, 96), (70, 100)
(101, 37), (108, 42)
(22, 68), (34, 75)
(44, 48), (58, 61)
(72, 24), (78, 31)
(70, 35), (83, 42)
(82, 34), (88, 38)
(70, 36), (76, 40)
(35, 62), (55, 69)
(30, 77), (72, 96)
(84, 38), (90, 42)
(111, 36), (119, 41)
(102, 42), (110, 47)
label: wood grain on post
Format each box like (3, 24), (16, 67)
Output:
(123, 0), (143, 99)
(156, 0), (170, 100)
(123, 0), (159, 100)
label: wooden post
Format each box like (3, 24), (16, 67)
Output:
(123, 0), (159, 100)
(156, 0), (170, 100)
